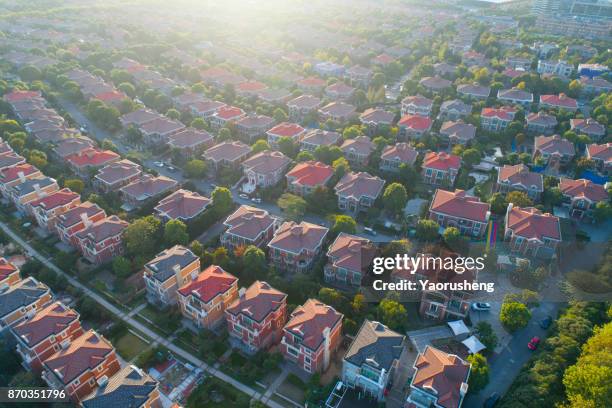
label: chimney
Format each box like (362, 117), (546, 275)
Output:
(238, 287), (246, 298)
(322, 327), (331, 371)
(17, 171), (25, 183)
(173, 264), (183, 283)
(33, 183), (45, 198)
(80, 212), (92, 228)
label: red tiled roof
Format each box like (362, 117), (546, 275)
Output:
(325, 82), (354, 94)
(327, 233), (376, 273)
(236, 81), (267, 92)
(423, 152), (461, 171)
(498, 164), (543, 191)
(191, 100), (225, 114)
(571, 118), (606, 136)
(506, 206), (561, 241)
(297, 77), (327, 87)
(286, 161), (334, 187)
(0, 257), (18, 282)
(341, 136), (375, 156)
(76, 215), (128, 243)
(284, 299), (343, 351)
(203, 141), (250, 163)
(481, 106), (517, 120)
(178, 265), (237, 303)
(95, 159), (141, 186)
(534, 135), (575, 156)
(430, 189), (490, 223)
(587, 143), (612, 163)
(13, 301), (79, 347)
(381, 143), (418, 165)
(412, 346), (470, 408)
(267, 122), (305, 138)
(29, 188), (80, 211)
(56, 202), (105, 229)
(360, 108), (394, 125)
(419, 76), (452, 90)
(94, 90), (126, 102)
(402, 95), (433, 108)
(243, 150), (290, 175)
(373, 53), (395, 64)
(526, 112), (558, 126)
(439, 121), (476, 142)
(540, 93), (577, 109)
(215, 105), (245, 120)
(43, 330), (114, 384)
(4, 90), (41, 103)
(0, 163), (40, 184)
(154, 189), (211, 220)
(65, 148), (120, 168)
(224, 205), (277, 241)
(287, 94), (321, 109)
(559, 178), (608, 203)
(226, 281), (286, 322)
(168, 128), (213, 149)
(334, 171), (385, 200)
(398, 114), (432, 131)
(120, 175), (177, 201)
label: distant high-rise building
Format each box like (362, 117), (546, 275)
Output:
(532, 0), (612, 20)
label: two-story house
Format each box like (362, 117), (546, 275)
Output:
(30, 188), (81, 232)
(439, 121), (476, 146)
(75, 215), (128, 265)
(11, 301), (83, 372)
(65, 148), (120, 178)
(504, 204), (561, 258)
(324, 233), (377, 287)
(203, 141), (251, 173)
(153, 189), (211, 223)
(496, 164), (544, 201)
(539, 93), (578, 112)
(221, 205), (280, 252)
(268, 221), (329, 273)
(81, 365), (160, 408)
(480, 107), (517, 132)
(341, 136), (375, 166)
(300, 130), (341, 152)
(285, 161), (334, 197)
(225, 281), (287, 354)
(286, 95), (321, 121)
(422, 152), (461, 187)
(235, 115), (275, 142)
(94, 160), (142, 193)
(9, 176), (59, 214)
(0, 163), (43, 198)
(380, 143), (418, 173)
(401, 95), (433, 117)
(42, 330), (120, 403)
(281, 299), (343, 374)
(457, 83), (491, 100)
(143, 245), (200, 307)
(533, 135), (575, 167)
(210, 106), (246, 131)
(177, 265), (238, 330)
(526, 112), (558, 135)
(266, 122), (306, 149)
(342, 320), (405, 401)
(120, 175), (178, 210)
(334, 172), (385, 214)
(398, 115), (432, 139)
(429, 189), (491, 237)
(0, 277), (52, 331)
(497, 88), (534, 108)
(406, 346), (470, 408)
(587, 143), (612, 175)
(571, 118), (606, 141)
(439, 99), (472, 120)
(359, 109), (395, 136)
(558, 178), (608, 222)
(242, 150), (291, 193)
(318, 102), (357, 123)
(167, 128), (214, 159)
(55, 202), (106, 248)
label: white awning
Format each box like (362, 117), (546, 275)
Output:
(447, 320), (470, 337)
(462, 335), (486, 354)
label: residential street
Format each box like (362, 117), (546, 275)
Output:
(0, 219), (286, 408)
(464, 300), (563, 407)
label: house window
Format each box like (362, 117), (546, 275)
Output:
(286, 345), (299, 357)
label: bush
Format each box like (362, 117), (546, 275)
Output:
(567, 270), (612, 294)
(500, 301), (531, 332)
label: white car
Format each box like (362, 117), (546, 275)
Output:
(154, 161), (164, 168)
(471, 302), (491, 311)
(239, 193), (248, 199)
(251, 197), (262, 203)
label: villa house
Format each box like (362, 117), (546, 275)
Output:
(325, 82), (355, 100)
(177, 265), (239, 329)
(457, 83), (490, 100)
(401, 95), (433, 116)
(559, 178), (608, 222)
(74, 215), (128, 264)
(496, 164), (544, 201)
(139, 117), (185, 146)
(143, 245), (200, 307)
(0, 277), (52, 331)
(334, 172), (385, 214)
(341, 136), (375, 166)
(167, 128), (214, 158)
(300, 129), (341, 152)
(504, 204), (561, 258)
(533, 135), (575, 167)
(210, 106), (246, 130)
(429, 189), (491, 238)
(422, 152), (461, 187)
(0, 258), (20, 288)
(419, 76), (452, 93)
(41, 330), (120, 403)
(439, 121), (476, 146)
(324, 233), (377, 287)
(480, 107), (517, 132)
(235, 114), (275, 142)
(268, 221), (329, 273)
(94, 160), (142, 193)
(439, 99), (472, 120)
(242, 150), (291, 193)
(221, 205), (279, 252)
(281, 299), (343, 374)
(225, 281), (287, 353)
(318, 102), (357, 123)
(285, 161), (334, 196)
(203, 141), (251, 172)
(120, 175), (178, 209)
(55, 202), (106, 248)
(81, 365), (160, 408)
(571, 118), (606, 141)
(30, 188), (81, 231)
(380, 143), (418, 173)
(539, 94), (578, 111)
(359, 108), (395, 135)
(9, 176), (60, 214)
(11, 301), (83, 372)
(497, 88), (534, 108)
(65, 148), (120, 178)
(587, 143), (612, 175)
(153, 189), (211, 222)
(287, 95), (321, 121)
(266, 122), (306, 148)
(526, 112), (558, 135)
(342, 320), (405, 401)
(406, 346), (470, 408)
(398, 115), (432, 139)
(0, 164), (43, 198)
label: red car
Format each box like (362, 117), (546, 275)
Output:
(528, 336), (540, 350)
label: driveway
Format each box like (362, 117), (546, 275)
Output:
(406, 325), (453, 353)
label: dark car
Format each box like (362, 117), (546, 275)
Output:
(483, 392), (500, 408)
(539, 316), (552, 329)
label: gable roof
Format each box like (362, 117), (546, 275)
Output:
(334, 172), (385, 201)
(178, 265), (237, 303)
(29, 188), (80, 211)
(587, 143), (612, 163)
(56, 201), (105, 229)
(498, 164), (543, 192)
(75, 215), (128, 244)
(226, 281), (286, 322)
(203, 141), (250, 163)
(286, 161), (334, 187)
(381, 143), (418, 165)
(344, 320), (404, 371)
(268, 221), (329, 254)
(430, 189), (490, 223)
(267, 122), (305, 139)
(13, 301), (79, 347)
(341, 136), (375, 156)
(559, 178), (608, 203)
(242, 150), (291, 175)
(154, 189), (211, 220)
(301, 129), (341, 147)
(327, 233), (377, 273)
(223, 205), (277, 241)
(120, 175), (178, 201)
(506, 205), (561, 241)
(534, 135), (575, 156)
(398, 115), (432, 131)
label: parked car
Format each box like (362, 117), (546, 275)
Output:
(364, 227), (377, 236)
(251, 197), (262, 203)
(528, 336), (540, 350)
(154, 161), (164, 168)
(483, 392), (500, 408)
(239, 193), (248, 199)
(79, 125), (88, 134)
(471, 302), (492, 311)
(166, 165), (177, 172)
(539, 316), (552, 329)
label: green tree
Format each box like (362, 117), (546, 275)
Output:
(489, 192), (507, 214)
(64, 178), (85, 194)
(382, 183), (408, 215)
(164, 219), (189, 246)
(467, 353), (490, 393)
(218, 127), (232, 141)
(377, 298), (407, 331)
(331, 215), (357, 235)
(212, 187), (233, 212)
(314, 145), (343, 164)
(461, 148), (481, 167)
(506, 191), (533, 207)
(277, 193), (307, 221)
(593, 201), (612, 222)
(191, 117), (207, 130)
(500, 301), (531, 332)
(112, 256), (132, 279)
(332, 157), (350, 178)
(28, 149), (47, 168)
(273, 108), (288, 122)
(118, 82), (136, 98)
(416, 219), (439, 241)
(124, 216), (162, 258)
(251, 139), (270, 154)
(474, 321), (498, 351)
(19, 65), (42, 81)
(296, 150), (314, 162)
(277, 136), (298, 158)
(166, 108), (181, 120)
(185, 159), (207, 178)
(443, 226), (461, 247)
(243, 245), (267, 278)
(342, 126), (362, 140)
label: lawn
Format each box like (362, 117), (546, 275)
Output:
(187, 377), (251, 408)
(115, 331), (150, 361)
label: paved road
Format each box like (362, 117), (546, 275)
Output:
(0, 220), (286, 408)
(57, 98), (398, 243)
(464, 300), (563, 407)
